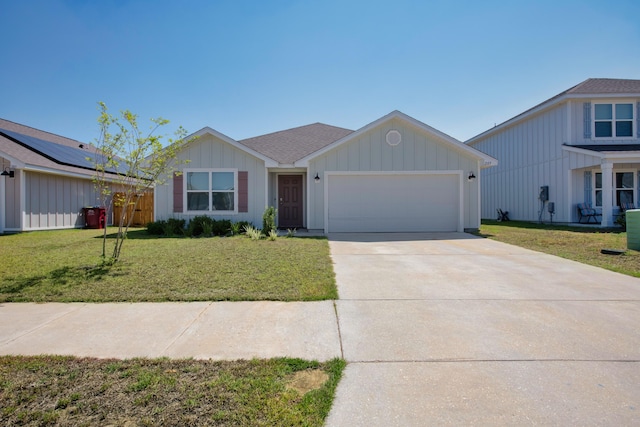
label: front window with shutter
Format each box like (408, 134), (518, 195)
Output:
(185, 169), (237, 213)
(593, 103), (634, 138)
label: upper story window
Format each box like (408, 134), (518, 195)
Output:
(593, 103), (634, 138)
(185, 169), (237, 212)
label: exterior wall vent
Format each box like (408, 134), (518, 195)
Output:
(386, 130), (402, 146)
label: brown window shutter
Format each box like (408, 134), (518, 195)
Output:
(238, 171), (248, 213)
(173, 172), (183, 213)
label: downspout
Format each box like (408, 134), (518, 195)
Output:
(19, 169), (26, 231)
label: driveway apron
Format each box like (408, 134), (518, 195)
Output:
(326, 233), (640, 426)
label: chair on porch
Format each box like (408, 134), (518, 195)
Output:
(496, 208), (510, 222)
(577, 203), (600, 224)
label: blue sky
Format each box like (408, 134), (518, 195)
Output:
(1, 0), (639, 144)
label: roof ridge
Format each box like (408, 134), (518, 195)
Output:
(239, 122), (353, 142)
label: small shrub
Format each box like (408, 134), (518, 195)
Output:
(146, 221), (165, 235)
(212, 219), (231, 236)
(244, 225), (263, 241)
(268, 229), (278, 241)
(235, 221), (252, 234)
(187, 216), (214, 237)
(165, 218), (185, 236)
(286, 228), (297, 238)
(262, 206), (277, 235)
(229, 222), (241, 236)
(202, 221), (214, 237)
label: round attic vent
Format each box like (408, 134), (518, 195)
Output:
(386, 130), (402, 146)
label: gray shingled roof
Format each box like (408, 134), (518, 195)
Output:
(239, 123), (354, 164)
(567, 78), (640, 94)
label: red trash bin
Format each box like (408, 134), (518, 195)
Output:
(84, 207), (106, 229)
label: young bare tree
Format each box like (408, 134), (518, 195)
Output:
(92, 102), (190, 263)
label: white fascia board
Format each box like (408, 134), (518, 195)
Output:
(561, 145), (605, 157)
(186, 127), (279, 167)
(296, 110), (497, 168)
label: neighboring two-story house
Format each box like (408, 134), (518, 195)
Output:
(466, 78), (640, 226)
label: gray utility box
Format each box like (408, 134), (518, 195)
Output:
(627, 209), (640, 250)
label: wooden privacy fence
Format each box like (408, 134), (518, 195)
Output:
(112, 192), (154, 226)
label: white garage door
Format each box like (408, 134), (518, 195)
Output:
(327, 173), (460, 232)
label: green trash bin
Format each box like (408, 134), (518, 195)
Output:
(627, 209), (640, 251)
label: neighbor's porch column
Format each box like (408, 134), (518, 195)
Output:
(601, 162), (614, 227)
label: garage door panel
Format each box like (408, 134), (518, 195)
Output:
(328, 174), (459, 232)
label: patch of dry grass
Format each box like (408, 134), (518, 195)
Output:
(0, 356), (345, 426)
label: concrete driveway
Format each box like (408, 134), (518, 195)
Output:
(326, 233), (640, 426)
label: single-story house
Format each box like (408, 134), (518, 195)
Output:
(466, 78), (640, 226)
(0, 118), (116, 233)
(155, 110), (497, 233)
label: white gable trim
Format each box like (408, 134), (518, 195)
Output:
(184, 127), (278, 168)
(296, 110), (497, 168)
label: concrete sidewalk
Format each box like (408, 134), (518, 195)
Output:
(0, 301), (342, 361)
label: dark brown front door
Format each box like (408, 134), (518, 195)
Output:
(278, 175), (303, 228)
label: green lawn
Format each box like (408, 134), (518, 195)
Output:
(0, 228), (337, 302)
(0, 356), (345, 426)
(476, 220), (640, 277)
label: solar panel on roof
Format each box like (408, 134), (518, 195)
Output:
(0, 128), (122, 174)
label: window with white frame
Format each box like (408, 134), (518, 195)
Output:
(593, 103), (634, 138)
(185, 169), (237, 212)
(593, 171), (636, 207)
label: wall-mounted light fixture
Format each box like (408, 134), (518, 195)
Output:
(314, 173), (320, 183)
(1, 167), (14, 178)
(468, 171), (476, 181)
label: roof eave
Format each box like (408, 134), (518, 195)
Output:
(562, 144), (640, 162)
(0, 149), (26, 168)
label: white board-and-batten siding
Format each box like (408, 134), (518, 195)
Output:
(155, 134), (267, 225)
(307, 118), (480, 230)
(471, 104), (571, 222)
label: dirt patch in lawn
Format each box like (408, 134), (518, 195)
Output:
(286, 369), (330, 395)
